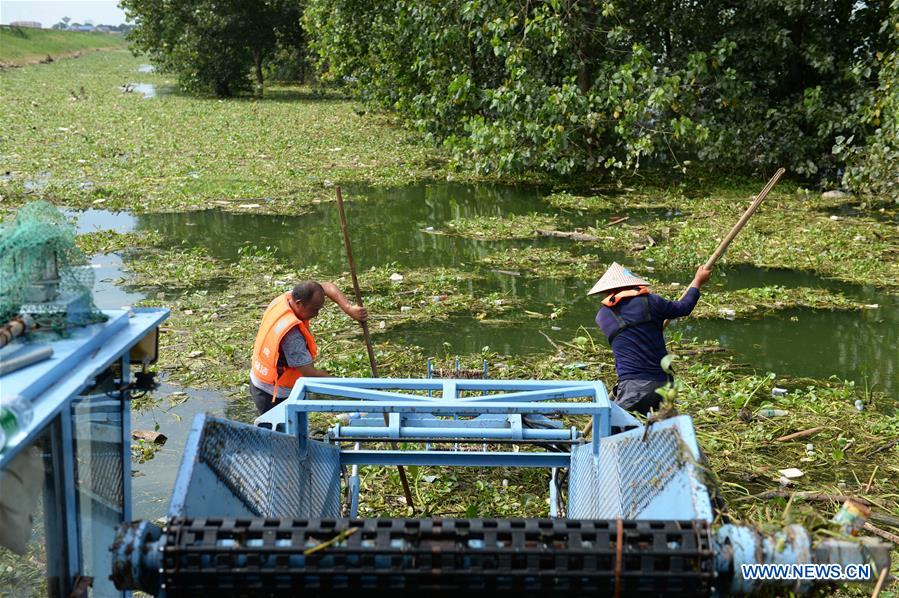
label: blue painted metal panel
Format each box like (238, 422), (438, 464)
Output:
(169, 414), (341, 518)
(567, 415), (713, 521)
(0, 308), (168, 469)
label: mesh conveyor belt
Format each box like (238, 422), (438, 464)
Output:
(153, 517), (716, 596)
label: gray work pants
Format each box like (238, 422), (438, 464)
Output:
(612, 379), (666, 415)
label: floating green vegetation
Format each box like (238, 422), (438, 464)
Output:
(75, 229), (162, 254)
(442, 184), (897, 291)
(443, 213), (558, 239)
(0, 51), (457, 214)
(124, 244), (520, 392)
(661, 284), (860, 319)
(479, 246), (602, 278)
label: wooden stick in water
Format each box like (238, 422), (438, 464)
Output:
(335, 186), (416, 514)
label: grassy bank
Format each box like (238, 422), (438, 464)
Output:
(0, 25), (126, 65)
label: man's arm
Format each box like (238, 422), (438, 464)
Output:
(297, 363), (331, 377)
(320, 282), (368, 322)
(281, 328), (330, 377)
(655, 266), (712, 319)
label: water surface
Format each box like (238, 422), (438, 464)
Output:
(67, 184), (897, 396)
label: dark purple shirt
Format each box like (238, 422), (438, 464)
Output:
(595, 287), (700, 381)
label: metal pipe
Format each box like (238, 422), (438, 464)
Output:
(334, 426), (573, 440)
(0, 345), (53, 376)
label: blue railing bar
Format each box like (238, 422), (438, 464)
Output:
(286, 400), (610, 415)
(454, 386), (604, 403)
(334, 426), (573, 440)
(593, 382), (611, 456)
(297, 378), (598, 391)
(301, 381), (444, 403)
(340, 450), (571, 467)
(338, 417), (511, 429)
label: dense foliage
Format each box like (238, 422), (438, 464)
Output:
(121, 0), (305, 96)
(837, 3), (899, 199)
(305, 0), (898, 197)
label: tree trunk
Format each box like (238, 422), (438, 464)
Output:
(253, 49), (264, 87)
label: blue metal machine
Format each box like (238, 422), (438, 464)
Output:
(109, 377), (891, 596)
(0, 307), (168, 597)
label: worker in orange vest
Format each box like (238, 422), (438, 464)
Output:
(250, 280), (367, 414)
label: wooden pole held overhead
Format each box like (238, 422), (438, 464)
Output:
(662, 168), (785, 329)
(702, 167), (785, 271)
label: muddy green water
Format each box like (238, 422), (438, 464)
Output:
(72, 183), (897, 397)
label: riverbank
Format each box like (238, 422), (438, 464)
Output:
(0, 26), (126, 66)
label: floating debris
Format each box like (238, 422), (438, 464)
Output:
(778, 467), (804, 479)
(757, 408), (789, 418)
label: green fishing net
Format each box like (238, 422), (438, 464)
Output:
(0, 201), (107, 330)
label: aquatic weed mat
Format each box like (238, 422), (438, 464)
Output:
(446, 181), (898, 291)
(0, 50), (455, 213)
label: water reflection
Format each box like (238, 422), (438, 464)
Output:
(137, 183), (551, 270)
(679, 302), (897, 395)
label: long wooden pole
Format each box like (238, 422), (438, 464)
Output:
(702, 167), (785, 271)
(662, 167), (785, 329)
(585, 168), (786, 438)
(335, 186), (416, 514)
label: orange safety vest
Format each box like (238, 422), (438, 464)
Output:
(602, 286), (649, 307)
(251, 292), (318, 401)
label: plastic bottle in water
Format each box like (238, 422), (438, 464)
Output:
(757, 408), (789, 418)
(0, 396), (34, 451)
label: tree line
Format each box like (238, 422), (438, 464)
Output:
(121, 0), (898, 197)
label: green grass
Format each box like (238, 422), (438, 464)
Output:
(0, 26), (126, 65)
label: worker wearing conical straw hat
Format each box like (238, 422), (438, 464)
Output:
(589, 263), (711, 415)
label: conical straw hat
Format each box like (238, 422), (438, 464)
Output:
(587, 262), (649, 296)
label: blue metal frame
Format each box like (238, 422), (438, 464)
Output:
(254, 377), (624, 516)
(1, 309), (169, 468)
(0, 307), (168, 597)
(256, 377), (617, 458)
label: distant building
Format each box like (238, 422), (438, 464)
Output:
(71, 24), (95, 32)
(10, 21), (42, 29)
